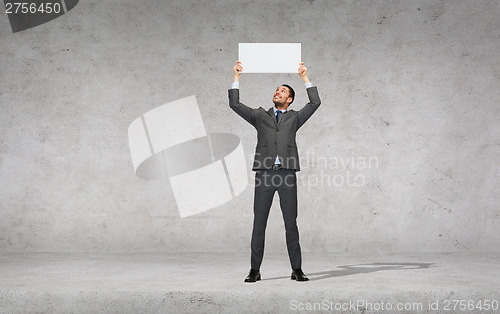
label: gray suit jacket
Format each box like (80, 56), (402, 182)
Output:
(228, 86), (321, 171)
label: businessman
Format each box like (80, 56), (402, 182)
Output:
(228, 61), (321, 282)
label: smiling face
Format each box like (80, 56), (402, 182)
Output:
(273, 85), (293, 109)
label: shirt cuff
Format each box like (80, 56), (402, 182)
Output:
(304, 82), (313, 89)
(231, 81), (240, 89)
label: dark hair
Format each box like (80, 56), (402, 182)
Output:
(281, 84), (295, 105)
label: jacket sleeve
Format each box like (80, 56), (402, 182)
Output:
(228, 88), (257, 126)
(297, 86), (321, 130)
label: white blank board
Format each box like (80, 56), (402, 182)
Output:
(238, 43), (301, 73)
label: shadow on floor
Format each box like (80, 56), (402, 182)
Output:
(262, 262), (434, 282)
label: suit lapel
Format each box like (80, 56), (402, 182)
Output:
(267, 107), (289, 126)
(267, 107), (277, 126)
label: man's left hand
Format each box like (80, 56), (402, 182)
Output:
(298, 62), (310, 83)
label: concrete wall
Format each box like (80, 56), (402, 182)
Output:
(1, 0), (499, 253)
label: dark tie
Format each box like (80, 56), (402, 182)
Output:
(276, 110), (282, 122)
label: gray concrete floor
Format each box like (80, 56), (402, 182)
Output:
(1, 252), (499, 313)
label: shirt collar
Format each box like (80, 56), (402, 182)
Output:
(273, 106), (287, 114)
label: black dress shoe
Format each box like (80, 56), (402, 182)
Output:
(244, 269), (261, 283)
(291, 268), (309, 281)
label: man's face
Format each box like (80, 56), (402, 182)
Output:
(273, 86), (292, 108)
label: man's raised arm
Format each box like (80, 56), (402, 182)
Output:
(228, 61), (256, 126)
(297, 62), (321, 129)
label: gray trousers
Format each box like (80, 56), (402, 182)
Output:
(251, 169), (302, 270)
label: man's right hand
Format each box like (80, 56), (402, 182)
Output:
(233, 61), (243, 82)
